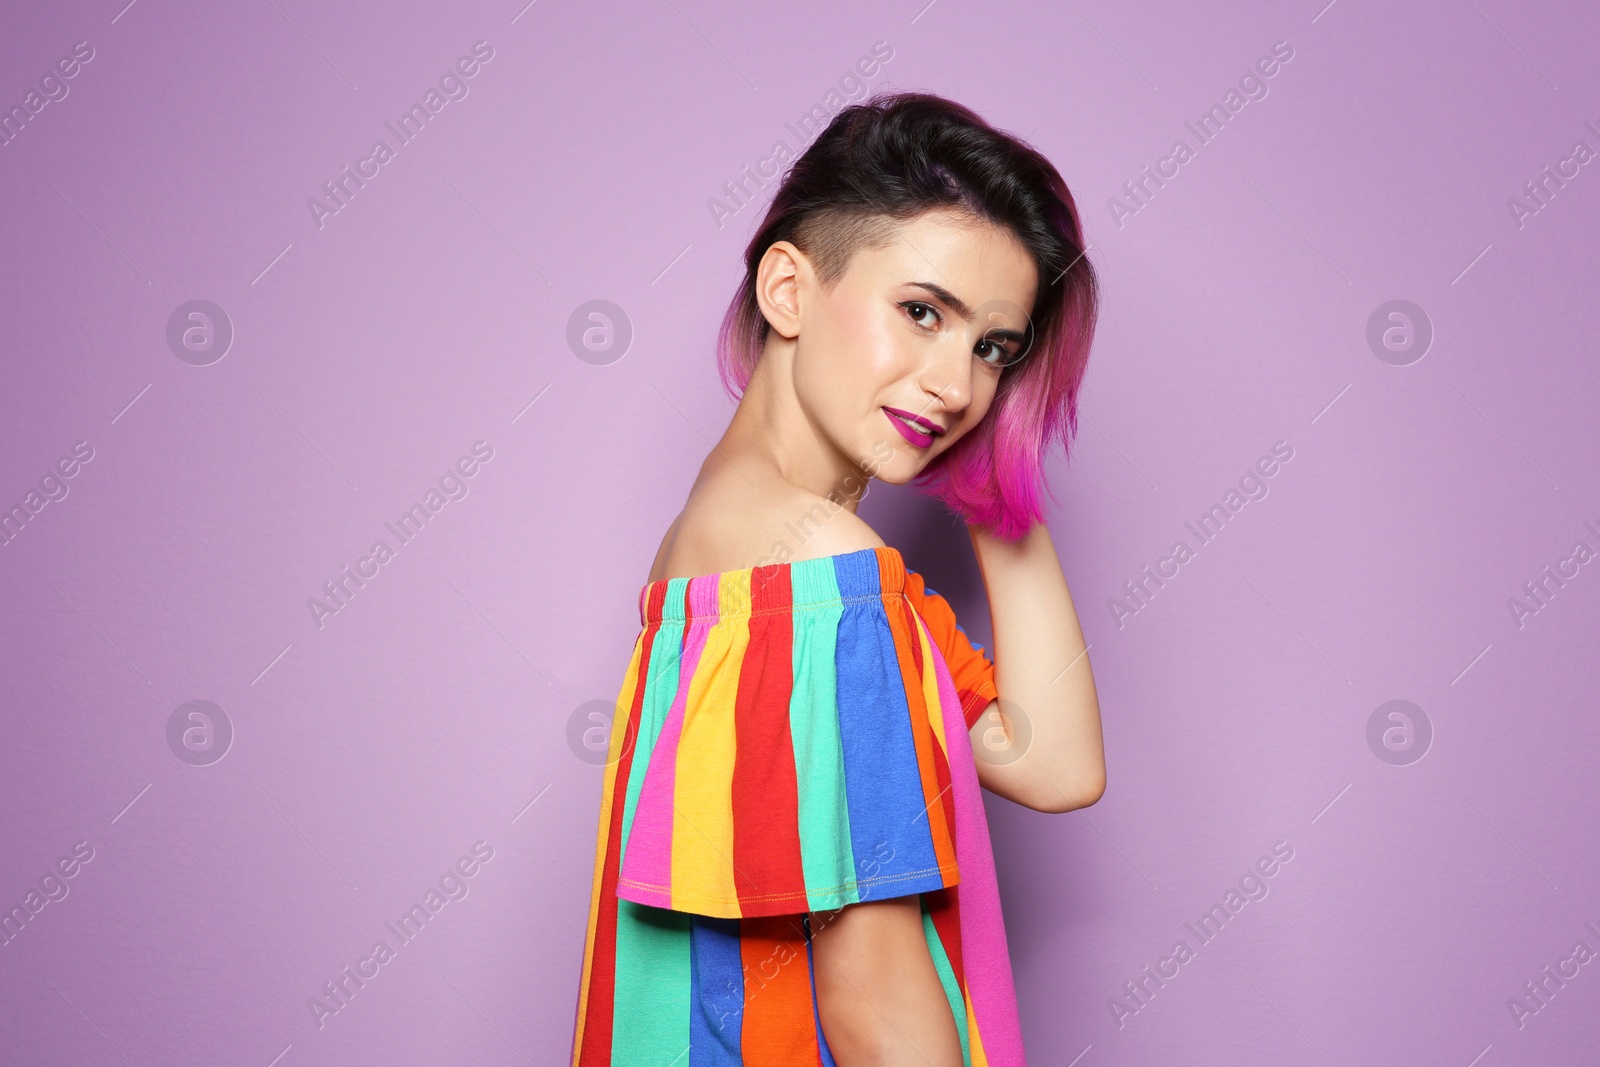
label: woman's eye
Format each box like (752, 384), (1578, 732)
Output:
(975, 338), (1014, 366)
(902, 300), (1018, 366)
(901, 301), (941, 329)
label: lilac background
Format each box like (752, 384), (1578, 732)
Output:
(2, 0), (1598, 1064)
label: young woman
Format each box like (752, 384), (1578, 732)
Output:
(571, 90), (1105, 1066)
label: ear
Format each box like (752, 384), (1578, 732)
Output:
(754, 240), (806, 340)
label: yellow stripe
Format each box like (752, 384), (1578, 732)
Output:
(670, 570), (747, 914)
(571, 630), (646, 1065)
(966, 992), (987, 1066)
(914, 610), (950, 757)
(908, 606), (958, 877)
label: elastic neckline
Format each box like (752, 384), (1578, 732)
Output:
(638, 545), (908, 625)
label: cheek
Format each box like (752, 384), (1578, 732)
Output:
(792, 342), (863, 428)
(827, 298), (904, 376)
(968, 378), (1000, 421)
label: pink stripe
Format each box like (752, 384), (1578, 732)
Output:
(616, 578), (720, 906)
(926, 623), (1027, 1065)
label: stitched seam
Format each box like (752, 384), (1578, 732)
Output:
(962, 688), (997, 714)
(616, 861), (959, 902)
(643, 591), (913, 626)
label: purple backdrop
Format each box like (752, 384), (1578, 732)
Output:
(3, 0), (1598, 1064)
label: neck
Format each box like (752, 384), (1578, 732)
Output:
(712, 340), (872, 511)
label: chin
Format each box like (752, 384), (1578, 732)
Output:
(864, 451), (922, 485)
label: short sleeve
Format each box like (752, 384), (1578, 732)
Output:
(613, 552), (967, 919)
(903, 570), (1000, 731)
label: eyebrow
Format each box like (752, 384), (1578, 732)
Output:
(905, 281), (1028, 344)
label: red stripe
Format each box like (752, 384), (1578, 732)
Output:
(574, 586), (663, 1066)
(926, 883), (968, 1014)
(924, 733), (968, 996)
(731, 564), (807, 914)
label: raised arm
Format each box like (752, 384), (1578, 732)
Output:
(967, 522), (1105, 813)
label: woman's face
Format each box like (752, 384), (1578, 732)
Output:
(772, 207), (1040, 486)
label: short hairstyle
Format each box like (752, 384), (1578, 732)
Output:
(716, 89), (1100, 540)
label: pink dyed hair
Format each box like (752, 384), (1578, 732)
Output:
(714, 89), (1100, 541)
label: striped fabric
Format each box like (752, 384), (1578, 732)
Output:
(570, 546), (1025, 1066)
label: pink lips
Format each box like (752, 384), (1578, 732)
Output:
(883, 406), (944, 449)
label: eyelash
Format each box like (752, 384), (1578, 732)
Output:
(898, 300), (1015, 367)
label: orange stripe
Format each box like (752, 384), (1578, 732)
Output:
(737, 915), (820, 1064)
(886, 574), (957, 876)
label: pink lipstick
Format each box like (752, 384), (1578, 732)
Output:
(883, 407), (944, 449)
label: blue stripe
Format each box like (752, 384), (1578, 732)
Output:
(689, 914), (745, 1064)
(831, 556), (942, 903)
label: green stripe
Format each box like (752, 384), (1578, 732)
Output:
(923, 904), (971, 1065)
(789, 558), (857, 909)
(612, 583), (695, 1063)
(619, 582), (687, 860)
(611, 899), (693, 1063)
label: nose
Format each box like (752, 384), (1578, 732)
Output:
(917, 333), (974, 413)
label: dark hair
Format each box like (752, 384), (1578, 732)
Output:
(716, 89), (1100, 540)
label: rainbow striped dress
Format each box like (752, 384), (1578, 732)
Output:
(570, 545), (1027, 1065)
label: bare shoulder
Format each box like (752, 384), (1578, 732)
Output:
(646, 471), (885, 583)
